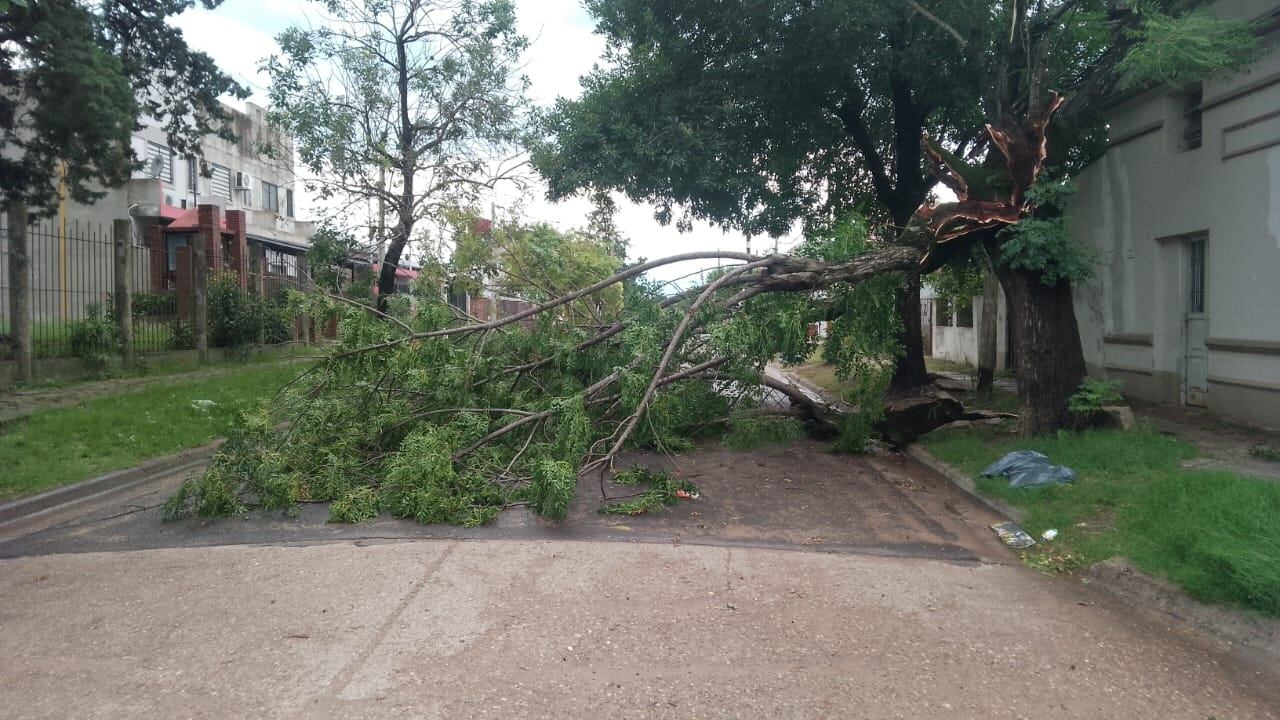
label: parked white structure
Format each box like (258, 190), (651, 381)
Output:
(1068, 0), (1280, 427)
(920, 284), (1009, 371)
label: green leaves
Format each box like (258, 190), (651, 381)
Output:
(1117, 6), (1261, 90)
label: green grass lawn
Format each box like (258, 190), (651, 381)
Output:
(0, 361), (306, 501)
(922, 425), (1280, 616)
(2, 318), (178, 357)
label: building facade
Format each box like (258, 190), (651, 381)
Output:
(1068, 0), (1280, 427)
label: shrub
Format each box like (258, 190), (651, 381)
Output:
(131, 293), (172, 319)
(1068, 378), (1123, 416)
(68, 303), (117, 373)
(207, 275), (293, 351)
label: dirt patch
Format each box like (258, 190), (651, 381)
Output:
(1086, 557), (1280, 665)
(1131, 399), (1280, 481)
(554, 439), (1013, 563)
(1, 439), (1014, 564)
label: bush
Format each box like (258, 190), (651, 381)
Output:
(68, 303), (117, 373)
(207, 275), (293, 351)
(131, 293), (172, 319)
(1068, 377), (1123, 416)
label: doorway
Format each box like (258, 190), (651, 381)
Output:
(1183, 235), (1209, 406)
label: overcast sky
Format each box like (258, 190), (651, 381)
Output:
(171, 0), (797, 281)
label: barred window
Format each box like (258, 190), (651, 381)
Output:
(265, 247), (297, 277)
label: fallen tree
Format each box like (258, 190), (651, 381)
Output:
(165, 98), (1069, 525)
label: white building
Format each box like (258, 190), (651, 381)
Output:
(1068, 0), (1280, 427)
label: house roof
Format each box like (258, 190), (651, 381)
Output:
(371, 261), (419, 280)
(164, 207), (228, 232)
(248, 234), (310, 253)
(158, 204), (186, 222)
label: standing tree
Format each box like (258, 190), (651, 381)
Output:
(0, 0), (245, 215)
(534, 0), (1259, 433)
(533, 0), (989, 390)
(165, 1), (1261, 525)
(265, 0), (530, 304)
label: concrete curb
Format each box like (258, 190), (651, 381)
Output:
(904, 444), (1025, 524)
(0, 441), (222, 526)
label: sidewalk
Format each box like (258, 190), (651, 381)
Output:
(1130, 399), (1280, 481)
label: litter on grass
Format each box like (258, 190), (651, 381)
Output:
(1041, 529), (1059, 541)
(991, 521), (1037, 549)
(980, 450), (1076, 489)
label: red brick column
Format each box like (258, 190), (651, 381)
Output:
(175, 245), (193, 321)
(224, 209), (248, 289)
(197, 204), (220, 275)
(146, 223), (166, 292)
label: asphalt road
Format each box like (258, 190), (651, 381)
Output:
(0, 441), (1276, 718)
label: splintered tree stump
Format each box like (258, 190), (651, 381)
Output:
(764, 368), (966, 447)
(876, 391), (964, 447)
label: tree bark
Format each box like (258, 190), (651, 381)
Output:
(995, 264), (1086, 435)
(6, 202), (32, 383)
(976, 270), (999, 400)
(890, 275), (930, 391)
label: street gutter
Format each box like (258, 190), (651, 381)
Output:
(903, 443), (1025, 524)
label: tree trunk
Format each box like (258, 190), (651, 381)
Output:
(376, 245), (402, 305)
(890, 274), (930, 391)
(995, 264), (1086, 435)
(976, 270), (999, 400)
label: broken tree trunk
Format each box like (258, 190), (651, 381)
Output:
(976, 270), (1000, 400)
(763, 367), (964, 447)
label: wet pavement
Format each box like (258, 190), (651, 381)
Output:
(2, 440), (1279, 718)
(0, 440), (1008, 563)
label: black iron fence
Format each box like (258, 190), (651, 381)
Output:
(2, 212), (316, 371)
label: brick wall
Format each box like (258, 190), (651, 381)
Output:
(224, 209), (248, 289)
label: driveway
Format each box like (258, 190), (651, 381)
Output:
(0, 441), (1276, 718)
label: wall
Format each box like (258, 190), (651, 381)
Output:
(928, 288), (1009, 370)
(1069, 0), (1280, 427)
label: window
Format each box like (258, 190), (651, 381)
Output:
(165, 233), (191, 272)
(955, 299), (974, 328)
(186, 156), (198, 192)
(1180, 85), (1202, 151)
(261, 181), (280, 213)
(1188, 237), (1206, 314)
(209, 164), (231, 199)
(936, 297), (952, 326)
(146, 141), (172, 183)
(285, 188), (294, 218)
(265, 247), (297, 277)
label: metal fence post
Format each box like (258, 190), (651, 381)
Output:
(113, 219), (134, 369)
(6, 202), (33, 383)
(192, 234), (208, 364)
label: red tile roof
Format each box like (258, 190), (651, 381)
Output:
(163, 207), (228, 232)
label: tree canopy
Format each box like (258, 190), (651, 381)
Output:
(264, 0), (531, 301)
(0, 0), (247, 214)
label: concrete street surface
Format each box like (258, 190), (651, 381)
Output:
(2, 538), (1277, 719)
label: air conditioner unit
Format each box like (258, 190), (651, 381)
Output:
(235, 171), (254, 190)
